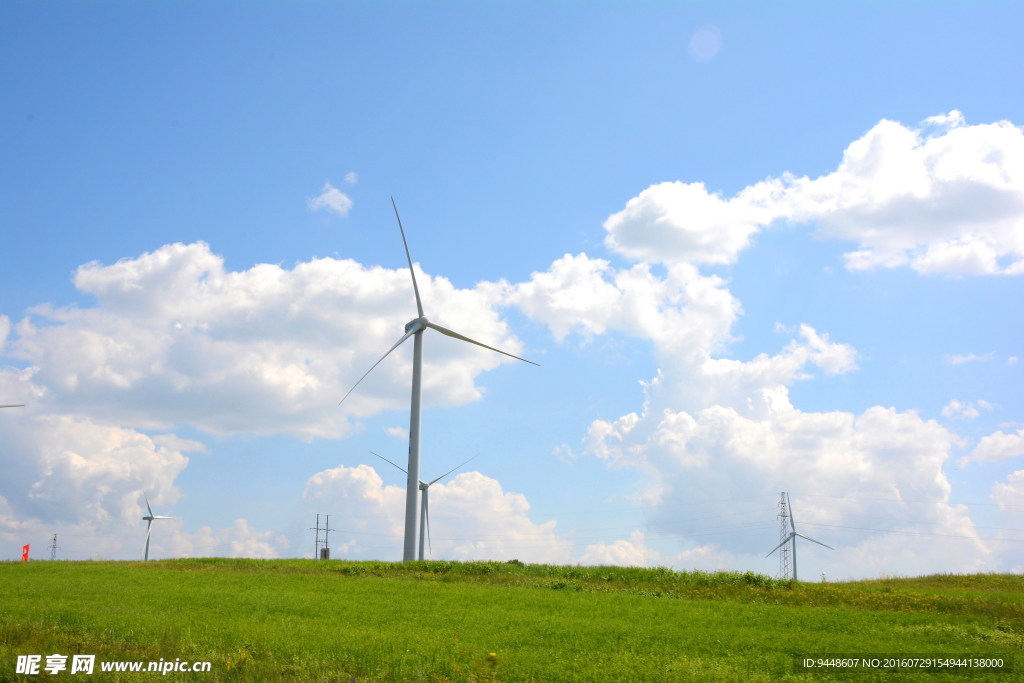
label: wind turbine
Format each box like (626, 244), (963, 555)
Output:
(370, 450), (477, 560)
(765, 492), (833, 581)
(340, 198), (537, 562)
(141, 493), (176, 561)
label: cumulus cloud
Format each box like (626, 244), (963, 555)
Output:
(991, 470), (1024, 513)
(942, 399), (993, 419)
(0, 405), (276, 560)
(308, 182), (354, 217)
(508, 228), (988, 577)
(576, 530), (733, 570)
(603, 181), (783, 266)
(490, 254), (741, 366)
(604, 112), (1024, 276)
(0, 411), (193, 526)
(6, 242), (529, 439)
(947, 352), (996, 365)
(968, 428), (1024, 463)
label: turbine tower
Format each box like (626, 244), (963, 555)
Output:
(370, 450), (477, 560)
(141, 493), (176, 561)
(765, 492), (833, 581)
(340, 198), (537, 562)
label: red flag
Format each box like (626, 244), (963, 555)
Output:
(21, 544), (29, 562)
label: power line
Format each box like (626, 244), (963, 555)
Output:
(802, 522), (1024, 544)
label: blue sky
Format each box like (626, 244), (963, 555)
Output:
(2, 1), (1022, 579)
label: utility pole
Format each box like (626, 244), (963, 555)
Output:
(777, 492), (792, 581)
(48, 533), (60, 561)
(309, 514), (334, 560)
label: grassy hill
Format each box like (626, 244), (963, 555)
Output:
(2, 559), (1021, 680)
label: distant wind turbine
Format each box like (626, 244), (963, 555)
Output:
(340, 198), (537, 562)
(765, 492), (833, 581)
(370, 450), (478, 560)
(142, 494), (176, 561)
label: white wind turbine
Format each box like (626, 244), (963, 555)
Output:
(339, 198), (537, 562)
(141, 493), (176, 561)
(370, 450), (478, 560)
(765, 492), (833, 581)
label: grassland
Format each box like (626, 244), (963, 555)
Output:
(1, 559), (1021, 681)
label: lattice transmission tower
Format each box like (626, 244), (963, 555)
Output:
(776, 492), (792, 580)
(48, 533), (60, 561)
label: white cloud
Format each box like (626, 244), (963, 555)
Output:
(492, 254), (741, 366)
(577, 531), (665, 566)
(947, 352), (996, 365)
(968, 428), (1024, 463)
(7, 242), (529, 439)
(604, 112), (1024, 276)
(576, 530), (733, 570)
(344, 171), (358, 185)
(942, 399), (993, 419)
(585, 389), (990, 576)
(308, 182), (354, 217)
(0, 407), (278, 561)
(0, 412), (193, 526)
(989, 471), (1024, 571)
(991, 470), (1024, 513)
(507, 237), (989, 577)
(172, 519), (288, 559)
(603, 181), (782, 266)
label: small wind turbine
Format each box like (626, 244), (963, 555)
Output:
(141, 494), (176, 561)
(370, 450), (477, 560)
(340, 198), (537, 562)
(765, 492), (833, 581)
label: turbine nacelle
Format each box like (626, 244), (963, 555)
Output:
(404, 317), (428, 334)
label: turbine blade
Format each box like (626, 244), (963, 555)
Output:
(787, 492), (796, 533)
(794, 532), (834, 551)
(392, 197), (424, 319)
(144, 493), (154, 518)
(424, 489), (432, 556)
(369, 450), (408, 474)
(0, 404), (25, 408)
(765, 532), (795, 557)
(338, 328), (416, 406)
(428, 454), (479, 486)
(424, 322), (539, 366)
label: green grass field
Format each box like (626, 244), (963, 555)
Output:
(2, 559), (1021, 681)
